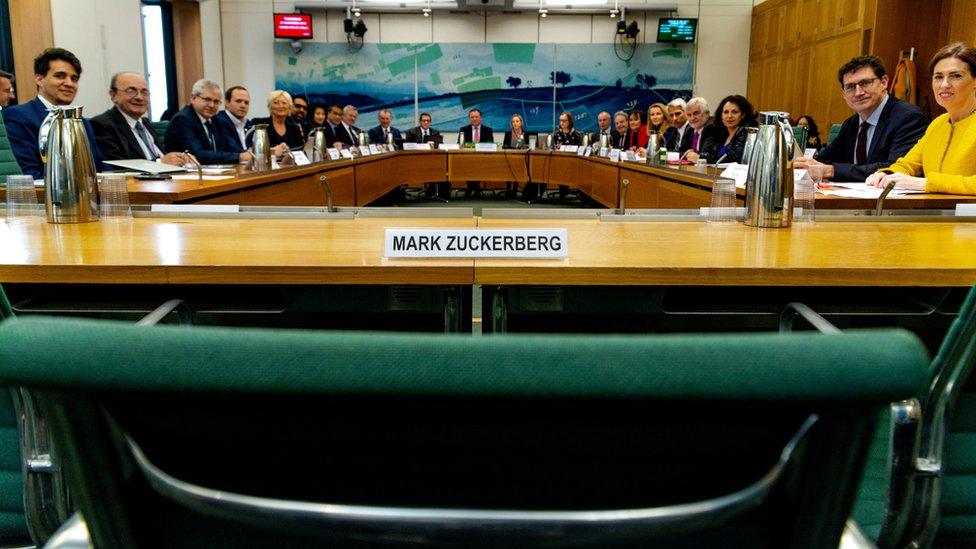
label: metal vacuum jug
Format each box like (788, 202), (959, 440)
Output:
(744, 111), (795, 228)
(38, 106), (99, 223)
(249, 124), (270, 171)
(305, 127), (327, 162)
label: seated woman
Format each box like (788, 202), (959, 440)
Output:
(503, 114), (530, 149)
(310, 105), (328, 128)
(867, 42), (976, 195)
(552, 111), (582, 147)
(646, 102), (672, 148)
(503, 114), (530, 198)
(698, 94), (756, 163)
(625, 109), (649, 152)
(248, 90), (305, 158)
(795, 114), (823, 151)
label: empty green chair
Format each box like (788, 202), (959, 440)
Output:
(0, 317), (927, 548)
(0, 283), (31, 545)
(149, 120), (169, 151)
(0, 113), (23, 178)
(827, 123), (842, 146)
(848, 286), (976, 547)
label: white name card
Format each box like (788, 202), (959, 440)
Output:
(956, 204), (976, 217)
(327, 148), (341, 160)
(560, 145), (579, 153)
(577, 146), (588, 156)
(385, 228), (568, 258)
(719, 163), (749, 187)
(609, 149), (621, 162)
(291, 151), (311, 166)
(357, 146), (371, 157)
(368, 144), (382, 155)
(475, 142), (498, 152)
(339, 149), (354, 159)
(402, 142), (431, 151)
(439, 143), (460, 150)
(599, 147), (610, 158)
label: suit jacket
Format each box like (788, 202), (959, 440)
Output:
(335, 123), (362, 147)
(2, 97), (104, 178)
(90, 107), (163, 161)
(404, 125), (443, 145)
(815, 95), (928, 181)
(589, 129), (613, 147)
(248, 117), (305, 149)
(215, 111), (251, 150)
(699, 124), (751, 163)
(459, 124), (494, 144)
(164, 105), (243, 164)
(609, 128), (630, 150)
(667, 123), (694, 154)
(367, 125), (404, 148)
(502, 130), (531, 149)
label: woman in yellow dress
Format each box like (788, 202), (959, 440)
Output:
(867, 42), (976, 194)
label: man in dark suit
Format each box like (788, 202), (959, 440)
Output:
(90, 72), (188, 166)
(215, 85), (251, 150)
(404, 112), (442, 145)
(334, 105), (363, 148)
(588, 111), (613, 146)
(292, 95), (312, 136)
(795, 55), (927, 181)
(609, 111), (630, 150)
(0, 70), (15, 108)
(2, 47), (103, 178)
(320, 104), (343, 147)
(680, 97), (719, 161)
(458, 108), (494, 197)
(665, 98), (690, 152)
(367, 109), (404, 149)
(164, 79), (252, 165)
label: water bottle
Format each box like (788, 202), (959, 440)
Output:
(658, 146), (667, 166)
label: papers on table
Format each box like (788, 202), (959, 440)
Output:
(817, 183), (926, 199)
(104, 159), (186, 174)
(170, 174), (235, 181)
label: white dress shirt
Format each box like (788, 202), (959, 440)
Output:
(119, 108), (162, 160)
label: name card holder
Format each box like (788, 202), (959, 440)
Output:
(560, 145), (579, 153)
(368, 144), (382, 155)
(475, 142), (498, 152)
(439, 143), (460, 150)
(339, 149), (354, 159)
(385, 228), (568, 258)
(608, 149), (621, 162)
(291, 151), (311, 166)
(327, 148), (341, 160)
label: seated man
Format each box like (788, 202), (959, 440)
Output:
(333, 105), (363, 148)
(609, 111), (629, 149)
(291, 95), (312, 136)
(665, 98), (690, 152)
(90, 72), (188, 166)
(319, 104), (343, 146)
(367, 109), (404, 149)
(164, 79), (252, 165)
(2, 47), (103, 178)
(215, 85), (251, 150)
(0, 70), (14, 108)
(794, 55), (927, 181)
(404, 112), (443, 145)
(458, 108), (494, 197)
(679, 97), (718, 161)
(589, 111), (613, 145)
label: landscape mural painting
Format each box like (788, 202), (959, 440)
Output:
(275, 41), (694, 133)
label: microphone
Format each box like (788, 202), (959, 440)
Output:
(713, 153), (728, 167)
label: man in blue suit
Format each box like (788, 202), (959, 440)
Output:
(367, 109), (404, 149)
(2, 48), (103, 179)
(164, 79), (253, 165)
(458, 108), (494, 197)
(795, 55), (927, 182)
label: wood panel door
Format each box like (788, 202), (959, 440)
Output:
(751, 10), (770, 60)
(837, 0), (863, 34)
(828, 32), (863, 126)
(781, 1), (800, 50)
(792, 47), (813, 121)
(766, 7), (781, 55)
(799, 0), (822, 38)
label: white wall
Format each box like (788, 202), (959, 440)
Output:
(49, 0), (146, 115)
(45, 0), (755, 118)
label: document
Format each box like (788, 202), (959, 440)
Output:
(818, 183), (925, 198)
(103, 159), (186, 174)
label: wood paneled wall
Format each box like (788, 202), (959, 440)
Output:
(748, 0), (976, 133)
(7, 0), (54, 102)
(172, 0), (204, 107)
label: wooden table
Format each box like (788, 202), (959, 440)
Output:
(6, 151), (976, 212)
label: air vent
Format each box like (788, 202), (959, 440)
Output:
(519, 286), (564, 312)
(387, 286), (432, 311)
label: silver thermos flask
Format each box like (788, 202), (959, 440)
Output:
(38, 106), (99, 223)
(744, 111), (795, 228)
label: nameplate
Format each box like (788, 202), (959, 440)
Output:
(339, 149), (354, 159)
(475, 142), (498, 152)
(623, 151), (637, 162)
(559, 145), (579, 153)
(956, 204), (976, 217)
(599, 147), (610, 158)
(385, 229), (568, 258)
(579, 146), (592, 157)
(719, 163), (749, 187)
(151, 204), (240, 213)
(608, 149), (621, 162)
(291, 151), (311, 166)
(327, 148), (341, 160)
(439, 143), (460, 150)
(358, 146), (372, 157)
(369, 144), (382, 155)
(402, 142), (430, 151)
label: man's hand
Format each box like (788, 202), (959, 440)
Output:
(238, 151), (254, 164)
(793, 156), (834, 179)
(159, 152), (192, 167)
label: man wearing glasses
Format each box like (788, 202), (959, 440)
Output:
(0, 70), (15, 107)
(164, 78), (252, 165)
(2, 48), (104, 178)
(90, 72), (190, 166)
(794, 55), (927, 182)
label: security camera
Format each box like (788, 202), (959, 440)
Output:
(291, 40), (302, 54)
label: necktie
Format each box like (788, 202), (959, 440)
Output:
(474, 127), (480, 142)
(691, 130), (700, 152)
(204, 120), (216, 151)
(855, 121), (869, 164)
(135, 121), (158, 160)
(348, 126), (356, 144)
(421, 129), (427, 141)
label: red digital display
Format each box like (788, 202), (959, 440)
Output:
(274, 14), (313, 39)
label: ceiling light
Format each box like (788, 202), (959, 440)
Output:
(539, 7), (547, 16)
(423, 7), (430, 15)
(609, 8), (618, 17)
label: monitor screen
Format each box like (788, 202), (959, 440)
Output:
(657, 18), (697, 43)
(274, 13), (313, 39)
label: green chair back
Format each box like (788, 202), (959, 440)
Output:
(0, 317), (928, 548)
(149, 120), (169, 151)
(827, 123), (842, 145)
(0, 113), (24, 178)
(0, 287), (30, 543)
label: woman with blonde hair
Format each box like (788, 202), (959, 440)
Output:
(867, 42), (976, 194)
(248, 90), (305, 156)
(646, 102), (671, 144)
